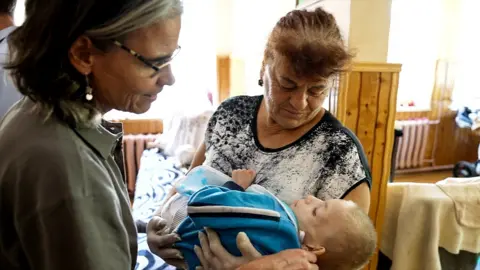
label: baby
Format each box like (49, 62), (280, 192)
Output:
(160, 166), (377, 270)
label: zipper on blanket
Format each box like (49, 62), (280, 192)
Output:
(189, 212), (280, 222)
(187, 205), (281, 222)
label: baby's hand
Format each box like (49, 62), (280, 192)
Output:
(232, 169), (256, 190)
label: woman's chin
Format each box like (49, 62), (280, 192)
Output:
(131, 104), (152, 114)
(116, 102), (152, 115)
(275, 117), (307, 130)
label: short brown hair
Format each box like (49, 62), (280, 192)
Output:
(319, 204), (377, 270)
(261, 7), (353, 81)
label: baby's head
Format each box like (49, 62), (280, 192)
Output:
(290, 196), (377, 270)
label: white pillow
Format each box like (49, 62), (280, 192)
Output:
(157, 108), (214, 165)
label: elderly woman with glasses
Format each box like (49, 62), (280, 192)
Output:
(0, 0), (319, 269)
(0, 0), (181, 269)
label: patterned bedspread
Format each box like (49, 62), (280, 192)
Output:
(132, 148), (185, 270)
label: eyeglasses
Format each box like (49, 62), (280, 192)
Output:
(113, 40), (181, 74)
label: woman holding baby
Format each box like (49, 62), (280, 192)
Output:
(0, 0), (348, 270)
(148, 7), (372, 270)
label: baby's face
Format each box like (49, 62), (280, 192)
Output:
(290, 195), (355, 246)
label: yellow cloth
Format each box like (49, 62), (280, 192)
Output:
(381, 182), (480, 270)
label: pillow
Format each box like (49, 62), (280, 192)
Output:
(154, 108), (214, 166)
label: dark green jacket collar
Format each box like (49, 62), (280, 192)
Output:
(74, 120), (123, 160)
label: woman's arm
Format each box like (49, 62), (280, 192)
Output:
(153, 142), (206, 217)
(189, 142), (206, 171)
(148, 142), (208, 268)
(342, 182), (371, 213)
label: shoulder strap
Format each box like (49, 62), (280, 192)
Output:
(0, 37), (6, 44)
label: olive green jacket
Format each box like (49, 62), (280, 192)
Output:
(0, 98), (137, 270)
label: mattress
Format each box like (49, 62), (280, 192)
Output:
(132, 148), (185, 270)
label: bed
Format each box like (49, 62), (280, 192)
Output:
(132, 148), (186, 270)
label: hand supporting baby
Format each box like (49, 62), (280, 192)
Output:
(194, 228), (319, 270)
(231, 169), (256, 190)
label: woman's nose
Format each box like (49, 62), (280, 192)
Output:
(289, 91), (308, 111)
(157, 65), (175, 86)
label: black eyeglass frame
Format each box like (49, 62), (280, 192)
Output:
(112, 40), (181, 73)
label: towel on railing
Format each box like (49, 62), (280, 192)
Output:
(381, 182), (480, 270)
(436, 177), (480, 229)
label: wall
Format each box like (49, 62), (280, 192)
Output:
(299, 0), (394, 63)
(215, 0), (234, 56)
(216, 0), (396, 98)
(215, 0), (296, 100)
(349, 0), (392, 62)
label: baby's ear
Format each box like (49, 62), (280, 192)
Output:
(312, 246), (326, 256)
(302, 244), (326, 256)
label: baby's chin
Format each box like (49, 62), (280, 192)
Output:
(289, 207), (301, 218)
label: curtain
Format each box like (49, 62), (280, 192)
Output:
(388, 0), (480, 111)
(449, 0), (480, 110)
(387, 0), (442, 111)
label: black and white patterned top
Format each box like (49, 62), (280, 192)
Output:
(204, 95), (371, 205)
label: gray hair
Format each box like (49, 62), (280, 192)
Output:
(86, 0), (183, 40)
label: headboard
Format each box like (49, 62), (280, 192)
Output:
(112, 119), (164, 135)
(331, 62), (402, 270)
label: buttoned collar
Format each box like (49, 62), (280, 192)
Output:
(74, 120), (123, 160)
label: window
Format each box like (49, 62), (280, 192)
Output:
(387, 0), (442, 111)
(450, 0), (480, 110)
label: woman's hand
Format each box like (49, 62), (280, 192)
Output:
(194, 228), (262, 270)
(146, 216), (186, 269)
(194, 228), (319, 270)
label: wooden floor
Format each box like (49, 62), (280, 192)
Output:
(393, 169), (453, 184)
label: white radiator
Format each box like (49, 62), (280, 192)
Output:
(395, 119), (435, 170)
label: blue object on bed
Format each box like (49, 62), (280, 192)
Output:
(132, 148), (185, 270)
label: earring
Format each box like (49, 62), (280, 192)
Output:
(85, 75), (93, 101)
(258, 79), (264, 87)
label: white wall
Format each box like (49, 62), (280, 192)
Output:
(214, 0), (297, 96)
(318, 0), (351, 42)
(215, 0), (233, 55)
